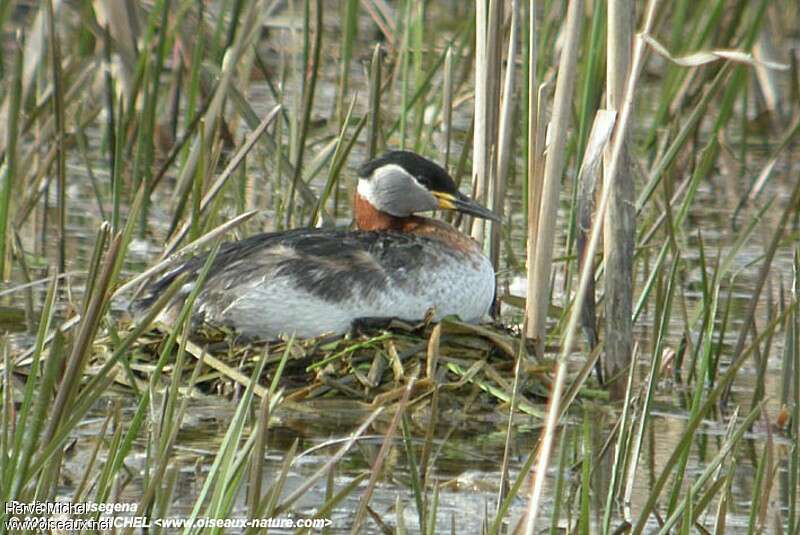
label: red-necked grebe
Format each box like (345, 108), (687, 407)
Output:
(134, 150), (499, 339)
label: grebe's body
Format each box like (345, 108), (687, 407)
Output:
(135, 151), (498, 340)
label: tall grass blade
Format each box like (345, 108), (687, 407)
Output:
(286, 0), (322, 227)
(0, 33), (23, 280)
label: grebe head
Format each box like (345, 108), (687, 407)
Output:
(357, 150), (500, 222)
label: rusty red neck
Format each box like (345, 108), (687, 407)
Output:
(354, 192), (420, 231)
(353, 192), (479, 254)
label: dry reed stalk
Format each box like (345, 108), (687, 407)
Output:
(471, 0), (503, 247)
(526, 0), (583, 356)
(367, 44), (383, 160)
(442, 46), (454, 169)
(604, 0), (635, 399)
(577, 110), (618, 381)
(491, 0), (520, 269)
(524, 76), (546, 340)
(523, 0), (660, 530)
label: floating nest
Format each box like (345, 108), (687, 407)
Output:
(130, 316), (558, 420)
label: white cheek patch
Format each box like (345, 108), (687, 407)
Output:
(357, 178), (379, 206)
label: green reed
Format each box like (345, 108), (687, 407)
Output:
(0, 33), (23, 280)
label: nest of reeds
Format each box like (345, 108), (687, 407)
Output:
(130, 316), (554, 419)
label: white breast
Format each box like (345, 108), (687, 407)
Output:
(214, 251), (495, 339)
